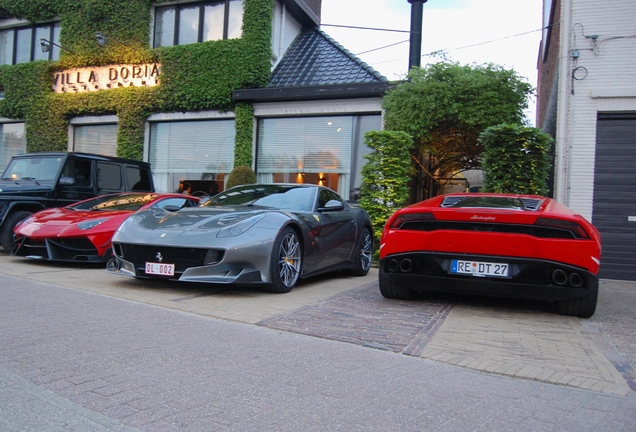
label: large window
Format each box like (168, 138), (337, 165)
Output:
(154, 0), (243, 47)
(73, 124), (118, 156)
(0, 22), (60, 65)
(149, 120), (235, 194)
(0, 122), (26, 169)
(256, 115), (382, 201)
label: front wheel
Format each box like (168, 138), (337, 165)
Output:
(1, 210), (32, 252)
(265, 226), (302, 293)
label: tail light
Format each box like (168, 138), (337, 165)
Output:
(534, 217), (590, 239)
(390, 212), (435, 229)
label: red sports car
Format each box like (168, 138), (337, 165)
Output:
(12, 192), (200, 263)
(379, 193), (602, 317)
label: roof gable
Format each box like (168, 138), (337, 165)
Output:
(270, 28), (388, 88)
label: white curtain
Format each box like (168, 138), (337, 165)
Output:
(257, 116), (352, 197)
(149, 120), (235, 193)
(73, 124), (118, 156)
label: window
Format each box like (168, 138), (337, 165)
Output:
(149, 120), (235, 193)
(0, 123), (26, 169)
(97, 162), (123, 192)
(127, 166), (153, 191)
(62, 158), (92, 187)
(154, 0), (243, 47)
(73, 124), (118, 156)
(0, 22), (60, 65)
(318, 189), (343, 209)
(256, 115), (382, 200)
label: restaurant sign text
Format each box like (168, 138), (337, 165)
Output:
(52, 63), (160, 93)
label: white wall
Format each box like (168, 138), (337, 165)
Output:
(555, 0), (636, 220)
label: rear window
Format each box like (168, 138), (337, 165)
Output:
(126, 165), (152, 191)
(97, 162), (123, 191)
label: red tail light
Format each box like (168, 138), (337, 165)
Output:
(390, 212), (435, 229)
(534, 217), (590, 239)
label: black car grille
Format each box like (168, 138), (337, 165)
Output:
(13, 238), (47, 258)
(398, 221), (576, 239)
(14, 237), (99, 261)
(117, 244), (210, 273)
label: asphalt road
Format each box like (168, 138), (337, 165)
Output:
(1, 254), (635, 431)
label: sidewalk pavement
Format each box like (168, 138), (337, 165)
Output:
(1, 256), (636, 430)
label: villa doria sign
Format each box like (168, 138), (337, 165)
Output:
(52, 63), (160, 93)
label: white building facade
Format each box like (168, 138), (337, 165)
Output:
(538, 0), (636, 280)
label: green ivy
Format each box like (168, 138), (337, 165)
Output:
(0, 0), (272, 160)
(480, 123), (553, 196)
(360, 130), (413, 258)
(233, 103), (254, 167)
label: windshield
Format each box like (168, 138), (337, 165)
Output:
(2, 156), (64, 181)
(203, 185), (314, 211)
(70, 193), (160, 212)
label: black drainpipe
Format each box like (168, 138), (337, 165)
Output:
(408, 0), (427, 70)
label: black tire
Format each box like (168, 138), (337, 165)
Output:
(265, 226), (302, 293)
(1, 210), (32, 252)
(554, 280), (599, 318)
(348, 227), (373, 276)
(379, 272), (417, 300)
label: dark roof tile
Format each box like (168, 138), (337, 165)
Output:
(270, 28), (388, 88)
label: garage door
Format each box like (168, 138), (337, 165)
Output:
(592, 113), (636, 281)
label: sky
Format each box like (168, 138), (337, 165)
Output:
(319, 0), (544, 124)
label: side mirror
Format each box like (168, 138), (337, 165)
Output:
(162, 205), (183, 212)
(319, 199), (344, 212)
(58, 176), (76, 185)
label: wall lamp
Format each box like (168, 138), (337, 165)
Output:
(95, 31), (128, 47)
(40, 38), (75, 54)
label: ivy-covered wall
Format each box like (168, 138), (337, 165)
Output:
(0, 0), (272, 163)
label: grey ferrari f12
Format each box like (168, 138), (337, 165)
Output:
(108, 184), (373, 292)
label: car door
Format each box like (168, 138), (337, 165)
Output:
(55, 158), (95, 204)
(311, 189), (357, 270)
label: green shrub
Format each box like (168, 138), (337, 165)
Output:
(226, 165), (256, 189)
(480, 124), (553, 196)
(360, 130), (413, 259)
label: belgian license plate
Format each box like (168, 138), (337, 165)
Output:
(451, 259), (509, 278)
(145, 262), (175, 276)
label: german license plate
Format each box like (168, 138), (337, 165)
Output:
(451, 259), (509, 278)
(145, 262), (175, 276)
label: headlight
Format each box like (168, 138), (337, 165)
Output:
(78, 218), (109, 230)
(217, 214), (264, 238)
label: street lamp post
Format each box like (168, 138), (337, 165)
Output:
(407, 0), (427, 70)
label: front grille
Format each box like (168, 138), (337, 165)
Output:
(47, 238), (99, 261)
(13, 238), (48, 258)
(118, 244), (209, 273)
(399, 221), (576, 239)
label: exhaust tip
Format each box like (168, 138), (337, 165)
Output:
(569, 272), (583, 287)
(388, 259), (399, 273)
(552, 269), (568, 285)
(399, 258), (413, 273)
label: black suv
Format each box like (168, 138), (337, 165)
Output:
(0, 152), (154, 251)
